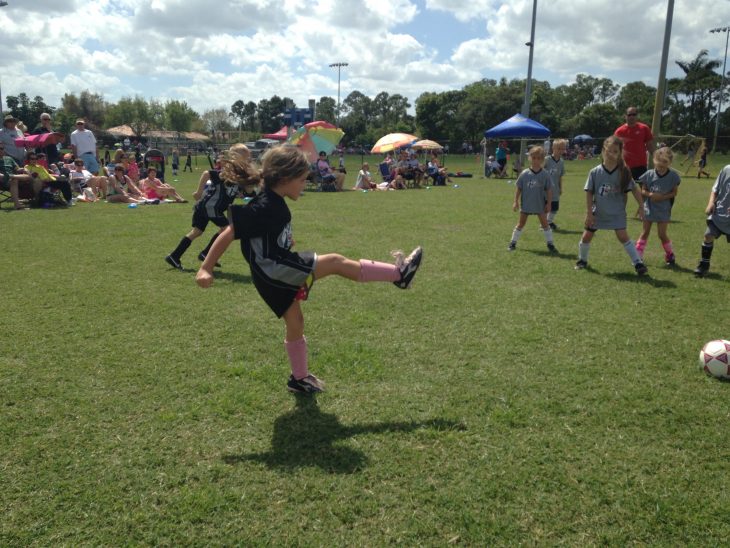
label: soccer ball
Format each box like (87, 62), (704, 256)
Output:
(699, 340), (730, 379)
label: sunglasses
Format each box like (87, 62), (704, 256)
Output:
(627, 113), (638, 117)
(76, 122), (85, 126)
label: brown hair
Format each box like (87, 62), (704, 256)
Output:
(602, 135), (633, 193)
(220, 144), (260, 190)
(259, 145), (310, 189)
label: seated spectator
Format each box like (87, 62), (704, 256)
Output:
(0, 144), (35, 209)
(316, 151), (345, 191)
(406, 152), (424, 187)
(138, 167), (187, 202)
(68, 158), (108, 201)
(31, 113), (61, 165)
(106, 165), (146, 203)
(427, 153), (451, 185)
(485, 155), (502, 177)
(24, 151), (73, 206)
(0, 114), (27, 165)
(354, 163), (377, 190)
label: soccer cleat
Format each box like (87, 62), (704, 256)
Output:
(508, 242), (517, 251)
(393, 246), (423, 289)
(287, 374), (325, 394)
(694, 261), (709, 278)
(574, 259), (588, 270)
(198, 252), (221, 268)
(547, 243), (558, 253)
(165, 255), (183, 270)
(549, 222), (558, 230)
(634, 262), (648, 276)
(665, 253), (676, 267)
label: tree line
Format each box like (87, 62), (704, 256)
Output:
(5, 50), (727, 147)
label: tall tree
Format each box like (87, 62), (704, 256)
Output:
(165, 100), (197, 133)
(315, 96), (336, 124)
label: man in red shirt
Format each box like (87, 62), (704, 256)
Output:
(614, 106), (655, 180)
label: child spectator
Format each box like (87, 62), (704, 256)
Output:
(139, 167), (187, 203)
(507, 146), (557, 253)
(24, 151), (73, 206)
(195, 146), (423, 394)
(354, 162), (377, 190)
(635, 147), (681, 266)
(575, 136), (647, 275)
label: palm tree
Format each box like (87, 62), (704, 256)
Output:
(673, 49), (723, 135)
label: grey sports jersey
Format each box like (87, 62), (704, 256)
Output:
(544, 155), (564, 202)
(516, 168), (551, 214)
(710, 165), (730, 234)
(584, 164), (635, 230)
(638, 168), (681, 222)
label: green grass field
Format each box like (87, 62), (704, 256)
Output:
(3, 151), (730, 545)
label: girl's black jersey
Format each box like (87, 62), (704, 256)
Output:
(196, 170), (239, 219)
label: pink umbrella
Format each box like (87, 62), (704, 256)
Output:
(288, 121), (345, 163)
(14, 132), (65, 147)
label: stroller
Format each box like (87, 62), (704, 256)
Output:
(143, 149), (166, 181)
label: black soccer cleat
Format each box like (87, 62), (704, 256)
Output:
(694, 261), (709, 278)
(286, 374), (325, 394)
(665, 254), (676, 267)
(394, 246), (423, 289)
(549, 222), (558, 230)
(165, 255), (183, 271)
(547, 243), (558, 253)
(574, 259), (588, 270)
(508, 242), (517, 251)
(634, 262), (648, 276)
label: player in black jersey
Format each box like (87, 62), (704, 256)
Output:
(196, 146), (422, 394)
(165, 145), (258, 270)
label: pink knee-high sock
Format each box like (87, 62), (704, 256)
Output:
(662, 240), (674, 257)
(635, 238), (647, 258)
(358, 259), (399, 282)
(285, 337), (308, 380)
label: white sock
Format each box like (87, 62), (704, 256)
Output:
(510, 228), (523, 243)
(624, 240), (642, 265)
(578, 241), (590, 262)
(542, 229), (554, 244)
(547, 211), (556, 223)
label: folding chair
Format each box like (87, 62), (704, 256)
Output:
(378, 162), (393, 182)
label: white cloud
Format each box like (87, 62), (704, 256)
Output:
(1, 0), (730, 118)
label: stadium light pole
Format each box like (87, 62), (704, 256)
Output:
(0, 1), (7, 116)
(519, 0), (538, 165)
(710, 26), (730, 154)
(329, 62), (348, 127)
(651, 0), (674, 140)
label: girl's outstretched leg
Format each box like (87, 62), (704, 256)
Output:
(314, 247), (423, 289)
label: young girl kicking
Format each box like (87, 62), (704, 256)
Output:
(576, 136), (648, 275)
(166, 144), (256, 270)
(635, 147), (681, 266)
(507, 146), (557, 253)
(196, 146), (423, 394)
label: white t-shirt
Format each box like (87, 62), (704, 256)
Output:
(70, 129), (97, 156)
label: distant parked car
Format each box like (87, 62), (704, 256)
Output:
(246, 138), (280, 160)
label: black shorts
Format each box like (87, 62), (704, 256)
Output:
(705, 219), (730, 242)
(192, 207), (228, 232)
(630, 166), (647, 181)
(551, 201), (560, 212)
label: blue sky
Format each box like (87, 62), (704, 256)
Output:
(1, 0), (729, 118)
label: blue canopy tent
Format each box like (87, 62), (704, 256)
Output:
(484, 113), (551, 138)
(482, 114), (551, 177)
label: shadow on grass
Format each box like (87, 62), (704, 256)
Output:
(524, 248), (576, 261)
(604, 271), (677, 287)
(213, 271), (252, 284)
(222, 395), (465, 474)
